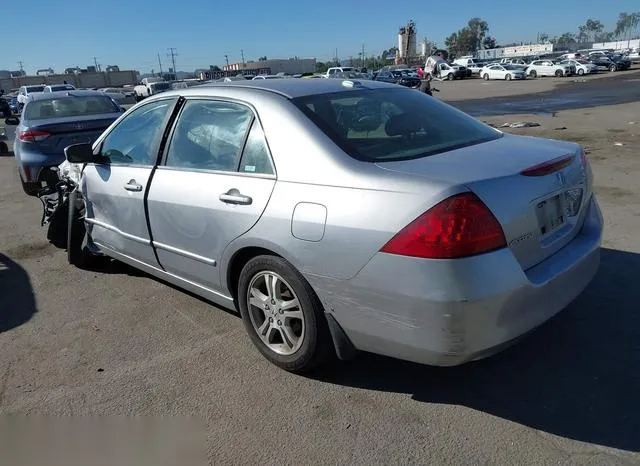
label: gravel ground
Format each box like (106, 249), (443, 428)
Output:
(0, 82), (639, 465)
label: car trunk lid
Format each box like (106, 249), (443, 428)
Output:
(25, 114), (118, 155)
(376, 134), (591, 270)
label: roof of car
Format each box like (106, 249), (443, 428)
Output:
(27, 89), (108, 101)
(196, 78), (394, 99)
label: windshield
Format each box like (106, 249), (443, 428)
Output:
(292, 88), (501, 162)
(49, 85), (75, 91)
(150, 82), (171, 91)
(26, 86), (45, 93)
(25, 96), (119, 120)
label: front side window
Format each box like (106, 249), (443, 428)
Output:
(99, 98), (175, 166)
(165, 100), (253, 171)
(293, 88), (501, 162)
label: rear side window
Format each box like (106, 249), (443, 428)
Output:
(165, 100), (253, 172)
(26, 86), (45, 93)
(292, 88), (501, 162)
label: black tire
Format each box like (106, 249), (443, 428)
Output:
(555, 69), (563, 77)
(67, 189), (100, 269)
(237, 255), (333, 373)
(447, 73), (454, 81)
(609, 64), (617, 72)
(529, 70), (537, 78)
(21, 180), (41, 196)
(577, 68), (585, 76)
(506, 74), (512, 81)
(483, 73), (489, 81)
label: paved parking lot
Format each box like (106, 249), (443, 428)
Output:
(1, 78), (639, 464)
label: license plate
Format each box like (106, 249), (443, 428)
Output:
(536, 194), (565, 236)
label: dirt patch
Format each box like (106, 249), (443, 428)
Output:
(595, 186), (636, 200)
(4, 241), (55, 261)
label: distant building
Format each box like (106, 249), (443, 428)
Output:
(476, 43), (556, 60)
(36, 68), (55, 76)
(223, 58), (316, 75)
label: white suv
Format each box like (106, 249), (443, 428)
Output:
(526, 60), (572, 78)
(16, 84), (45, 106)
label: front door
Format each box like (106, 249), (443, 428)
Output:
(82, 97), (178, 266)
(146, 98), (276, 291)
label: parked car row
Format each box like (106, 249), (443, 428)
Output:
(3, 77), (603, 374)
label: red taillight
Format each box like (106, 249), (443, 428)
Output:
(18, 130), (50, 143)
(520, 154), (574, 177)
(380, 193), (507, 259)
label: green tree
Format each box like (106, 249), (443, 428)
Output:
(467, 17), (489, 51)
(538, 33), (550, 43)
(615, 12), (640, 40)
(482, 36), (497, 49)
(315, 62), (328, 73)
(555, 33), (577, 48)
(445, 17), (490, 56)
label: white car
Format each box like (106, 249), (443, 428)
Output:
(481, 64), (527, 81)
(16, 85), (45, 106)
(43, 84), (76, 92)
(527, 60), (572, 78)
(559, 59), (598, 76)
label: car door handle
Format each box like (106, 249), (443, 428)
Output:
(219, 189), (252, 205)
(124, 179), (143, 192)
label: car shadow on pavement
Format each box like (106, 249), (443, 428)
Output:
(0, 253), (37, 332)
(313, 247), (640, 452)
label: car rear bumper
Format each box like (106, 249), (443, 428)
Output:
(312, 195), (603, 366)
(16, 146), (66, 183)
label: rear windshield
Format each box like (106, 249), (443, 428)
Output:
(49, 85), (75, 91)
(26, 86), (45, 93)
(25, 96), (119, 120)
(292, 88), (501, 162)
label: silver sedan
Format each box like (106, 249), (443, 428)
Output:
(61, 79), (603, 372)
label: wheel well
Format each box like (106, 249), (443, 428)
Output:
(227, 246), (281, 303)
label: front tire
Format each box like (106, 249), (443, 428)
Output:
(447, 73), (454, 81)
(577, 68), (585, 76)
(483, 73), (489, 81)
(237, 255), (333, 373)
(67, 189), (100, 269)
(555, 69), (563, 77)
(529, 70), (537, 78)
(609, 64), (617, 72)
(505, 74), (512, 80)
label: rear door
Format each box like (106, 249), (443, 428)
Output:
(146, 98), (276, 291)
(82, 97), (178, 266)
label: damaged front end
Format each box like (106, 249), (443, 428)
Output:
(37, 161), (82, 248)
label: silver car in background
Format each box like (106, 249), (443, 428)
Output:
(62, 79), (602, 372)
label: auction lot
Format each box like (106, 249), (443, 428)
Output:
(1, 73), (640, 464)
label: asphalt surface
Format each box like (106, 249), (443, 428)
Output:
(452, 70), (640, 116)
(1, 88), (640, 465)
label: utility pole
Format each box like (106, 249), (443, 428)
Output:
(240, 49), (245, 69)
(167, 47), (178, 74)
(224, 54), (229, 67)
(335, 48), (338, 65)
(93, 57), (101, 72)
(157, 53), (163, 77)
(362, 44), (365, 67)
(18, 60), (24, 73)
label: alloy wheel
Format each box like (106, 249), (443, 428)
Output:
(247, 271), (305, 355)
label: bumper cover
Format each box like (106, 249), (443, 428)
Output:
(311, 196), (603, 366)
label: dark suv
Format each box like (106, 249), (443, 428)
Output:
(374, 70), (421, 88)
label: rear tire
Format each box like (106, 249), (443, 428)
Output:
(577, 68), (585, 76)
(67, 189), (100, 269)
(237, 255), (333, 373)
(609, 64), (617, 72)
(447, 73), (454, 81)
(555, 69), (563, 77)
(0, 141), (8, 154)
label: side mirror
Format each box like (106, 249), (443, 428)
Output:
(64, 143), (101, 164)
(4, 116), (19, 125)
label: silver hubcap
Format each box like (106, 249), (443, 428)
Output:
(247, 272), (305, 355)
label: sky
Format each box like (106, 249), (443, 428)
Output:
(4, 0), (639, 74)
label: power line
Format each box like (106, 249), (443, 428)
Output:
(167, 47), (178, 73)
(157, 53), (163, 76)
